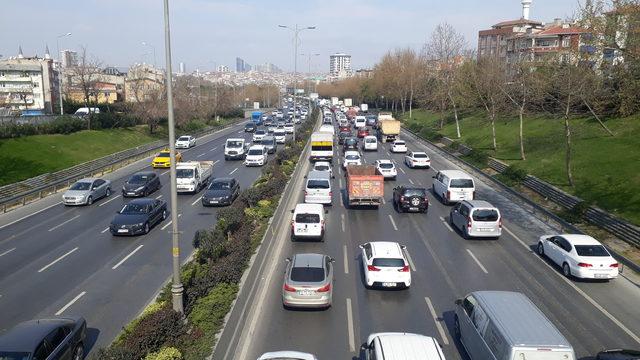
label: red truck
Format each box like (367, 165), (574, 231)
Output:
(346, 165), (384, 208)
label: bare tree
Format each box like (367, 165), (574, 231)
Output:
(468, 58), (507, 151)
(66, 46), (103, 129)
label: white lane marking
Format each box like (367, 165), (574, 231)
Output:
(55, 291), (86, 315)
(112, 244), (144, 269)
(466, 249), (488, 274)
(192, 196), (203, 206)
(160, 214), (182, 230)
(209, 146), (218, 152)
(417, 181), (423, 186)
(0, 202), (61, 230)
(98, 194), (121, 207)
(440, 216), (454, 232)
(101, 227), (109, 234)
(238, 130), (244, 134)
(338, 167), (342, 175)
(405, 249), (417, 271)
(197, 153), (206, 158)
(425, 297), (450, 345)
(431, 166), (439, 172)
(38, 247), (79, 273)
(382, 197), (386, 205)
(399, 167), (406, 174)
(47, 215), (81, 232)
(386, 151), (391, 156)
(502, 225), (640, 344)
(155, 195), (163, 199)
(408, 178), (415, 185)
(388, 214), (398, 231)
(160, 170), (169, 176)
(230, 167), (239, 175)
(0, 247), (16, 257)
(213, 159), (220, 165)
(343, 245), (349, 274)
(341, 214), (346, 233)
(338, 178), (343, 188)
(346, 298), (356, 353)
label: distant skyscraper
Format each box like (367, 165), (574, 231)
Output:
(236, 57), (245, 72)
(60, 49), (78, 67)
(179, 62), (186, 74)
(329, 53), (352, 78)
(217, 65), (229, 72)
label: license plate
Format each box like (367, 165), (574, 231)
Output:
(298, 228), (307, 233)
(117, 229), (128, 233)
(478, 228), (491, 232)
(382, 282), (396, 287)
(210, 200), (218, 204)
(297, 290), (315, 296)
(594, 274), (609, 278)
(409, 207), (418, 211)
(127, 192), (135, 195)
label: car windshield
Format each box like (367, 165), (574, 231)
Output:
(255, 130), (266, 135)
(413, 153), (428, 158)
(275, 131), (285, 135)
(373, 258), (405, 267)
(378, 163), (394, 169)
(261, 139), (275, 145)
(291, 266), (325, 282)
(227, 141), (243, 147)
(0, 352), (31, 360)
(345, 139), (357, 145)
(473, 209), (499, 221)
(307, 180), (330, 189)
(128, 175), (149, 184)
(209, 181), (231, 190)
(365, 138), (376, 143)
(248, 149), (263, 155)
(450, 179), (474, 188)
(120, 203), (148, 214)
(246, 123), (254, 127)
(575, 245), (610, 257)
(403, 188), (426, 197)
(315, 165), (330, 171)
(70, 182), (92, 190)
(394, 141), (405, 145)
(295, 213), (320, 223)
(176, 169), (194, 178)
(157, 152), (170, 158)
(345, 155), (360, 160)
(178, 136), (189, 141)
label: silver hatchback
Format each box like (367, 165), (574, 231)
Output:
(282, 253), (334, 309)
(449, 200), (502, 239)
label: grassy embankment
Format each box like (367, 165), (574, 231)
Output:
(403, 109), (640, 225)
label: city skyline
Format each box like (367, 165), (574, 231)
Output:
(0, 0), (578, 72)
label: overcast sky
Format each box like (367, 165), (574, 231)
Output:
(0, 0), (579, 73)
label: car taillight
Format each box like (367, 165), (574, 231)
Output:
(329, 191), (333, 197)
(317, 283), (331, 292)
(304, 190), (308, 196)
(398, 265), (410, 272)
(498, 218), (502, 229)
(291, 220), (295, 231)
(467, 217), (472, 229)
(578, 262), (593, 268)
(400, 196), (405, 201)
(367, 265), (380, 271)
(447, 190), (451, 200)
(283, 283), (297, 292)
(321, 220), (325, 229)
(610, 263), (619, 268)
(472, 191), (475, 199)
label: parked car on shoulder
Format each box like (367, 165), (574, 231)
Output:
(0, 317), (87, 360)
(122, 172), (161, 197)
(537, 234), (619, 280)
(62, 178), (112, 206)
(110, 198), (167, 236)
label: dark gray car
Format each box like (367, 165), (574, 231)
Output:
(122, 172), (161, 197)
(260, 136), (277, 154)
(110, 198), (167, 236)
(0, 317), (86, 360)
(202, 178), (240, 206)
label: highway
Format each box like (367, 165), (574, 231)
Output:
(213, 115), (640, 360)
(0, 121), (269, 351)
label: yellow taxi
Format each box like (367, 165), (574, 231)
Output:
(152, 148), (182, 168)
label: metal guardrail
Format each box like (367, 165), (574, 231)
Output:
(0, 120), (243, 213)
(402, 126), (640, 273)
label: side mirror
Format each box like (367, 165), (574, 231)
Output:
(330, 257), (336, 263)
(432, 176), (436, 179)
(285, 257), (291, 263)
(455, 299), (463, 306)
(401, 245), (407, 250)
(324, 209), (329, 214)
(290, 209), (294, 213)
(358, 244), (364, 249)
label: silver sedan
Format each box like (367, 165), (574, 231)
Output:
(62, 178), (112, 206)
(282, 253), (334, 309)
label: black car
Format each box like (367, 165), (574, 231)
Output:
(244, 122), (257, 132)
(343, 137), (358, 152)
(393, 186), (429, 213)
(338, 130), (352, 145)
(597, 349), (640, 359)
(0, 317), (86, 360)
(122, 172), (161, 197)
(202, 178), (240, 206)
(110, 198), (167, 236)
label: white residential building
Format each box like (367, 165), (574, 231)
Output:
(0, 49), (57, 113)
(329, 53), (352, 78)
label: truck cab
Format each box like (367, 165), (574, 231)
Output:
(225, 138), (247, 160)
(176, 161), (214, 193)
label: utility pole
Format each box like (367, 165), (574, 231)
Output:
(163, 0), (183, 314)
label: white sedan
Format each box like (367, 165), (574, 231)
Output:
(404, 151), (431, 169)
(175, 135), (196, 149)
(391, 140), (407, 153)
(375, 159), (397, 179)
(537, 234), (619, 280)
(313, 161), (333, 178)
(343, 151), (362, 169)
(359, 241), (411, 289)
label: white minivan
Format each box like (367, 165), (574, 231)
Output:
(304, 170), (332, 205)
(432, 170), (475, 205)
(363, 135), (378, 151)
(354, 116), (367, 129)
(291, 203), (326, 241)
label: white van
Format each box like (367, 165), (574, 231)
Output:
(304, 171), (332, 205)
(432, 170), (475, 205)
(363, 136), (378, 151)
(362, 332), (446, 360)
(74, 107), (100, 115)
(291, 203), (326, 241)
(455, 291), (575, 360)
(354, 116), (367, 129)
(310, 132), (334, 162)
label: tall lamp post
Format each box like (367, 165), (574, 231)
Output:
(163, 0), (183, 314)
(56, 32), (72, 115)
(142, 42), (157, 68)
(278, 24), (316, 141)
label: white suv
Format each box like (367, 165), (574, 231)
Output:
(404, 151), (431, 168)
(363, 136), (378, 151)
(359, 241), (411, 289)
(375, 160), (397, 180)
(343, 151), (362, 169)
(175, 135), (196, 149)
(291, 203), (325, 241)
(244, 145), (268, 166)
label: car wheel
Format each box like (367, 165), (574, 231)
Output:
(143, 189), (149, 197)
(86, 196), (93, 205)
(442, 193), (448, 205)
(143, 223), (150, 234)
(72, 344), (84, 360)
(537, 242), (545, 257)
(106, 188), (111, 197)
(562, 263), (571, 278)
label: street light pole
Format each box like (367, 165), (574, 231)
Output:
(300, 53), (319, 108)
(56, 32), (71, 115)
(279, 24), (315, 142)
(163, 0), (183, 314)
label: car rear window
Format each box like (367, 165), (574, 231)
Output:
(295, 213), (320, 223)
(373, 258), (405, 267)
(403, 188), (426, 197)
(315, 165), (330, 171)
(345, 155), (360, 160)
(575, 245), (610, 257)
(0, 352), (30, 360)
(379, 163), (394, 169)
(413, 153), (428, 158)
(291, 267), (325, 282)
(450, 178), (474, 188)
(307, 179), (330, 189)
(472, 209), (499, 221)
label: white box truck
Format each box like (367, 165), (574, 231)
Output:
(344, 98), (353, 107)
(331, 97), (339, 106)
(176, 161), (213, 193)
(360, 103), (369, 112)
